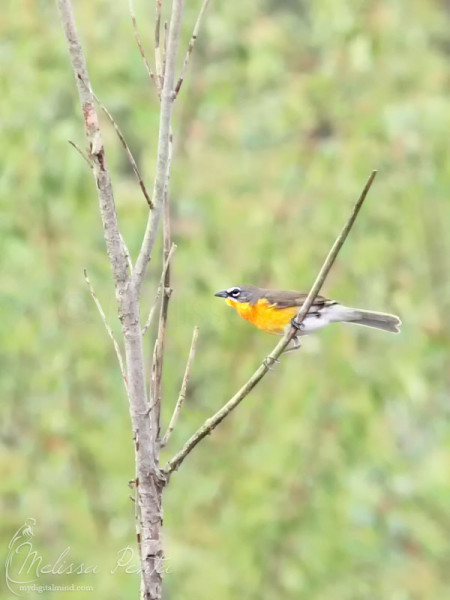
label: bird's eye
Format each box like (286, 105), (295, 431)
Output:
(229, 288), (240, 298)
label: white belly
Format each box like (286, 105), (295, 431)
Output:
(285, 313), (333, 335)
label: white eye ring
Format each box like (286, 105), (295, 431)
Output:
(228, 287), (241, 298)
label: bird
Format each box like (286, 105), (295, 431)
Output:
(214, 284), (401, 339)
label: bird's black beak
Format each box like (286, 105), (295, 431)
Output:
(214, 290), (228, 298)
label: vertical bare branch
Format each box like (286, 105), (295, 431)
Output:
(161, 326), (199, 447)
(133, 0), (185, 293)
(155, 0), (163, 90)
(174, 0), (211, 97)
(163, 170), (378, 475)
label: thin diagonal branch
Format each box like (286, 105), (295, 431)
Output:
(142, 243), (177, 336)
(133, 0), (185, 293)
(163, 170), (378, 475)
(68, 139), (93, 168)
(290, 170), (378, 331)
(84, 269), (127, 389)
(89, 86), (153, 209)
(129, 0), (159, 92)
(161, 326), (200, 447)
(174, 0), (211, 97)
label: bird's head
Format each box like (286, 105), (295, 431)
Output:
(214, 285), (260, 305)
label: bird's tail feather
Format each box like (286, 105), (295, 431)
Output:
(328, 305), (402, 334)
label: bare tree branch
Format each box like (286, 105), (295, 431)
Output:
(163, 170), (378, 475)
(174, 0), (211, 97)
(129, 0), (159, 92)
(68, 139), (93, 168)
(161, 326), (199, 447)
(133, 0), (185, 293)
(84, 269), (128, 389)
(142, 243), (177, 336)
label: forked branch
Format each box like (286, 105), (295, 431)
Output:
(163, 170), (378, 475)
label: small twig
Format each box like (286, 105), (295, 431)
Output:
(129, 0), (159, 93)
(155, 0), (163, 90)
(98, 97), (153, 208)
(83, 269), (128, 390)
(149, 127), (175, 441)
(163, 170), (378, 475)
(80, 81), (153, 209)
(162, 21), (168, 79)
(142, 243), (177, 336)
(68, 139), (93, 168)
(174, 0), (210, 97)
(161, 326), (199, 447)
(120, 234), (133, 274)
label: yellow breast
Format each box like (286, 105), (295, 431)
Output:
(225, 298), (298, 335)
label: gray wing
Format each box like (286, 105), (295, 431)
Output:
(261, 289), (336, 310)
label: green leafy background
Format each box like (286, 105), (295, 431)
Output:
(1, 0), (450, 598)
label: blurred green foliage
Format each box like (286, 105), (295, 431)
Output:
(1, 0), (450, 598)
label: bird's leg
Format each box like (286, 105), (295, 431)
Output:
(292, 336), (301, 349)
(283, 336), (302, 354)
